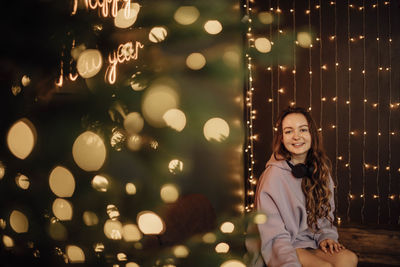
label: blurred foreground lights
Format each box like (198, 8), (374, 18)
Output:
(186, 53), (206, 70)
(174, 6), (199, 25)
(126, 182), (137, 195)
(15, 174), (30, 190)
(66, 245), (85, 263)
(258, 11), (273, 24)
(297, 32), (312, 48)
(7, 118), (37, 159)
(168, 159), (183, 174)
(49, 221), (68, 241)
(137, 211), (165, 235)
(49, 166), (76, 197)
(127, 135), (142, 151)
(126, 263), (140, 267)
(92, 175), (109, 192)
(52, 198), (73, 221)
(0, 161), (5, 179)
(163, 109), (186, 132)
(10, 210), (29, 233)
(202, 232), (217, 243)
(117, 253), (127, 261)
(124, 112), (144, 134)
(220, 222), (235, 233)
(142, 85), (179, 127)
(107, 204), (120, 220)
(110, 128), (126, 151)
(204, 20), (222, 35)
(130, 72), (147, 91)
(77, 49), (103, 78)
(21, 75), (31, 86)
(11, 85), (22, 96)
(254, 213), (267, 224)
(173, 245), (189, 258)
(223, 47), (240, 67)
(72, 131), (106, 171)
(255, 38), (272, 53)
(122, 224), (142, 242)
(94, 243), (104, 253)
(220, 259), (246, 267)
(3, 235), (14, 248)
(83, 211), (99, 226)
(160, 184), (179, 203)
(203, 118), (230, 142)
(149, 26), (168, 43)
(114, 3), (140, 28)
(215, 242), (230, 253)
(104, 219), (123, 240)
(0, 218), (6, 229)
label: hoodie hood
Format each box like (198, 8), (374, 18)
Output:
(265, 153), (292, 172)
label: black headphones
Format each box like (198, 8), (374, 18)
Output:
(286, 160), (314, 179)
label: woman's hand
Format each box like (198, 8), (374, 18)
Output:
(319, 239), (345, 254)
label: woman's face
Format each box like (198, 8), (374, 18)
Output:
(281, 113), (312, 163)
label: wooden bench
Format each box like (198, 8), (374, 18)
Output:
(338, 225), (400, 266)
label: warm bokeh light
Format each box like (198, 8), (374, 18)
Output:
(258, 11), (273, 24)
(186, 52), (206, 70)
(127, 135), (142, 151)
(255, 37), (272, 53)
(124, 112), (144, 134)
(7, 118), (36, 159)
(220, 221), (235, 233)
(174, 6), (199, 25)
(0, 218), (6, 229)
(160, 184), (179, 203)
(130, 72), (147, 91)
(117, 253), (127, 261)
(126, 262), (140, 267)
(104, 219), (122, 240)
(83, 211), (99, 226)
(94, 243), (104, 253)
(173, 245), (189, 258)
(223, 47), (240, 67)
(52, 198), (73, 221)
(149, 26), (168, 43)
(72, 131), (106, 171)
(202, 232), (217, 243)
(11, 85), (21, 96)
(77, 49), (103, 78)
(10, 210), (29, 233)
(168, 159), (183, 174)
(204, 20), (222, 35)
(110, 128), (125, 151)
(21, 75), (31, 86)
(66, 245), (85, 263)
(15, 174), (30, 190)
(49, 166), (76, 197)
(215, 242), (230, 253)
(107, 204), (120, 220)
(49, 221), (68, 241)
(220, 259), (246, 267)
(0, 162), (5, 180)
(2, 235), (14, 248)
(163, 108), (187, 132)
(114, 3), (140, 28)
(203, 117), (230, 142)
(142, 84), (179, 127)
(126, 183), (137, 195)
(122, 224), (142, 242)
(91, 175), (109, 192)
(297, 32), (312, 48)
(137, 211), (165, 235)
(254, 213), (267, 224)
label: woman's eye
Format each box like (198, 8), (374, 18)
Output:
(300, 128), (308, 132)
(284, 131), (292, 134)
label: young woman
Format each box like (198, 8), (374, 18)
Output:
(255, 107), (358, 267)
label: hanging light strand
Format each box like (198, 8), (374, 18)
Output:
(361, 0), (366, 224)
(308, 0), (312, 112)
(277, 0), (281, 113)
(292, 0), (297, 105)
(334, 0), (339, 219)
(346, 0), (352, 223)
(376, 0), (381, 224)
(319, 0), (323, 129)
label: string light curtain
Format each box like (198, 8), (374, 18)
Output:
(246, 0), (400, 225)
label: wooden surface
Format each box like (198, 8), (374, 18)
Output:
(338, 226), (400, 266)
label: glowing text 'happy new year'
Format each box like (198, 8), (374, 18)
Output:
(72, 0), (133, 18)
(105, 41), (144, 84)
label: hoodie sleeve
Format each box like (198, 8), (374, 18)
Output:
(316, 176), (339, 246)
(256, 168), (302, 267)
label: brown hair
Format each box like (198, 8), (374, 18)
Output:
(273, 106), (333, 230)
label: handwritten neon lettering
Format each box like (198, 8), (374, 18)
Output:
(83, 0), (131, 18)
(105, 41), (144, 84)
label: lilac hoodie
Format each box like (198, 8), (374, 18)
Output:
(256, 154), (338, 267)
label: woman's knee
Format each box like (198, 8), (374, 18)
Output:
(336, 249), (358, 267)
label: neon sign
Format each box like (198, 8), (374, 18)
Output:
(72, 0), (132, 18)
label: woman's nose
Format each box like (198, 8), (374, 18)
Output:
(293, 130), (301, 139)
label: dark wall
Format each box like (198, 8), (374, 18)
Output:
(250, 0), (400, 225)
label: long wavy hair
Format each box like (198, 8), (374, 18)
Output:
(273, 106), (333, 231)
